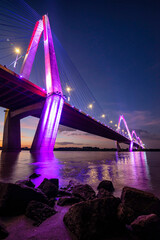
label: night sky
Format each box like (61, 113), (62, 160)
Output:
(0, 0), (160, 149)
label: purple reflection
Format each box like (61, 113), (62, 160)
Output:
(115, 151), (151, 192)
(30, 152), (59, 187)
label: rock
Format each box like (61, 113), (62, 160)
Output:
(129, 214), (160, 239)
(0, 221), (9, 239)
(57, 196), (81, 206)
(29, 173), (41, 179)
(58, 190), (72, 197)
(49, 178), (59, 189)
(63, 196), (125, 240)
(97, 188), (113, 198)
(121, 186), (160, 217)
(48, 198), (56, 208)
(25, 200), (56, 226)
(38, 178), (58, 199)
(97, 180), (115, 192)
(117, 203), (135, 224)
(15, 179), (35, 188)
(0, 182), (48, 216)
(72, 184), (96, 201)
(66, 180), (81, 192)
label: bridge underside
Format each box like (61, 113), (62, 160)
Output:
(0, 64), (140, 150)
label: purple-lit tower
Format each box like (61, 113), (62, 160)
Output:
(20, 15), (64, 152)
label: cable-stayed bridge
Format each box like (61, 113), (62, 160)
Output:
(0, 3), (144, 152)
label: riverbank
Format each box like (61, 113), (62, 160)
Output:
(0, 177), (160, 239)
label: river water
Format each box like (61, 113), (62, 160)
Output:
(0, 150), (160, 198)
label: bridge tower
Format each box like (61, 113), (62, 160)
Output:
(2, 15), (64, 152)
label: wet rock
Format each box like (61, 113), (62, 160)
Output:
(57, 196), (81, 206)
(0, 182), (48, 216)
(38, 178), (58, 199)
(129, 214), (160, 239)
(64, 196), (125, 240)
(15, 179), (35, 188)
(0, 221), (9, 239)
(58, 190), (72, 197)
(49, 178), (59, 189)
(66, 180), (81, 192)
(97, 180), (115, 192)
(29, 173), (41, 179)
(121, 186), (160, 217)
(25, 200), (56, 226)
(117, 203), (135, 224)
(48, 198), (56, 208)
(97, 188), (113, 198)
(72, 184), (96, 201)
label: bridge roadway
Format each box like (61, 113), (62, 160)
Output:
(0, 64), (140, 148)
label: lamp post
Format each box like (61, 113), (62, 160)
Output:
(66, 86), (72, 102)
(13, 48), (20, 71)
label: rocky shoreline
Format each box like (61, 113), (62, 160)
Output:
(0, 175), (160, 239)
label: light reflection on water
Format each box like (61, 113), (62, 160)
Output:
(0, 150), (159, 197)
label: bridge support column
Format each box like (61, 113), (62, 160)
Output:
(116, 142), (122, 152)
(31, 94), (64, 152)
(2, 109), (21, 152)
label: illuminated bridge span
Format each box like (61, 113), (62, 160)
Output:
(0, 14), (144, 152)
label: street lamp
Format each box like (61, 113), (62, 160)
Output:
(66, 86), (72, 102)
(14, 47), (20, 70)
(101, 114), (105, 118)
(88, 103), (93, 109)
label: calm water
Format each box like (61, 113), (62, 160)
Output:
(0, 150), (160, 198)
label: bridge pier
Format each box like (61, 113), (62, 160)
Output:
(2, 109), (21, 152)
(116, 142), (122, 152)
(31, 94), (64, 152)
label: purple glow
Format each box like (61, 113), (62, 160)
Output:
(31, 95), (64, 152)
(20, 20), (43, 80)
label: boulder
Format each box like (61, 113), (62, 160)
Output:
(58, 190), (72, 197)
(29, 173), (41, 179)
(48, 198), (56, 208)
(66, 180), (81, 192)
(15, 179), (35, 188)
(0, 221), (9, 239)
(0, 182), (48, 216)
(57, 196), (81, 206)
(121, 186), (160, 217)
(64, 196), (125, 240)
(72, 184), (96, 201)
(25, 200), (56, 226)
(97, 188), (113, 198)
(97, 180), (115, 192)
(129, 214), (160, 239)
(49, 178), (59, 189)
(117, 203), (135, 224)
(38, 178), (58, 199)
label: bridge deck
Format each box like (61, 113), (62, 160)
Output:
(0, 64), (139, 148)
(0, 64), (46, 110)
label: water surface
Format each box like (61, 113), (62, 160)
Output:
(0, 150), (160, 197)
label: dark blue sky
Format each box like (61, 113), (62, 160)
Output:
(0, 0), (159, 148)
(25, 0), (160, 148)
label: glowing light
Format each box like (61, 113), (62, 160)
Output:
(88, 104), (93, 109)
(109, 120), (113, 123)
(101, 114), (105, 118)
(115, 124), (117, 127)
(66, 86), (72, 93)
(15, 48), (20, 54)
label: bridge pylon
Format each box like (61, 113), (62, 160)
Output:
(2, 15), (64, 152)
